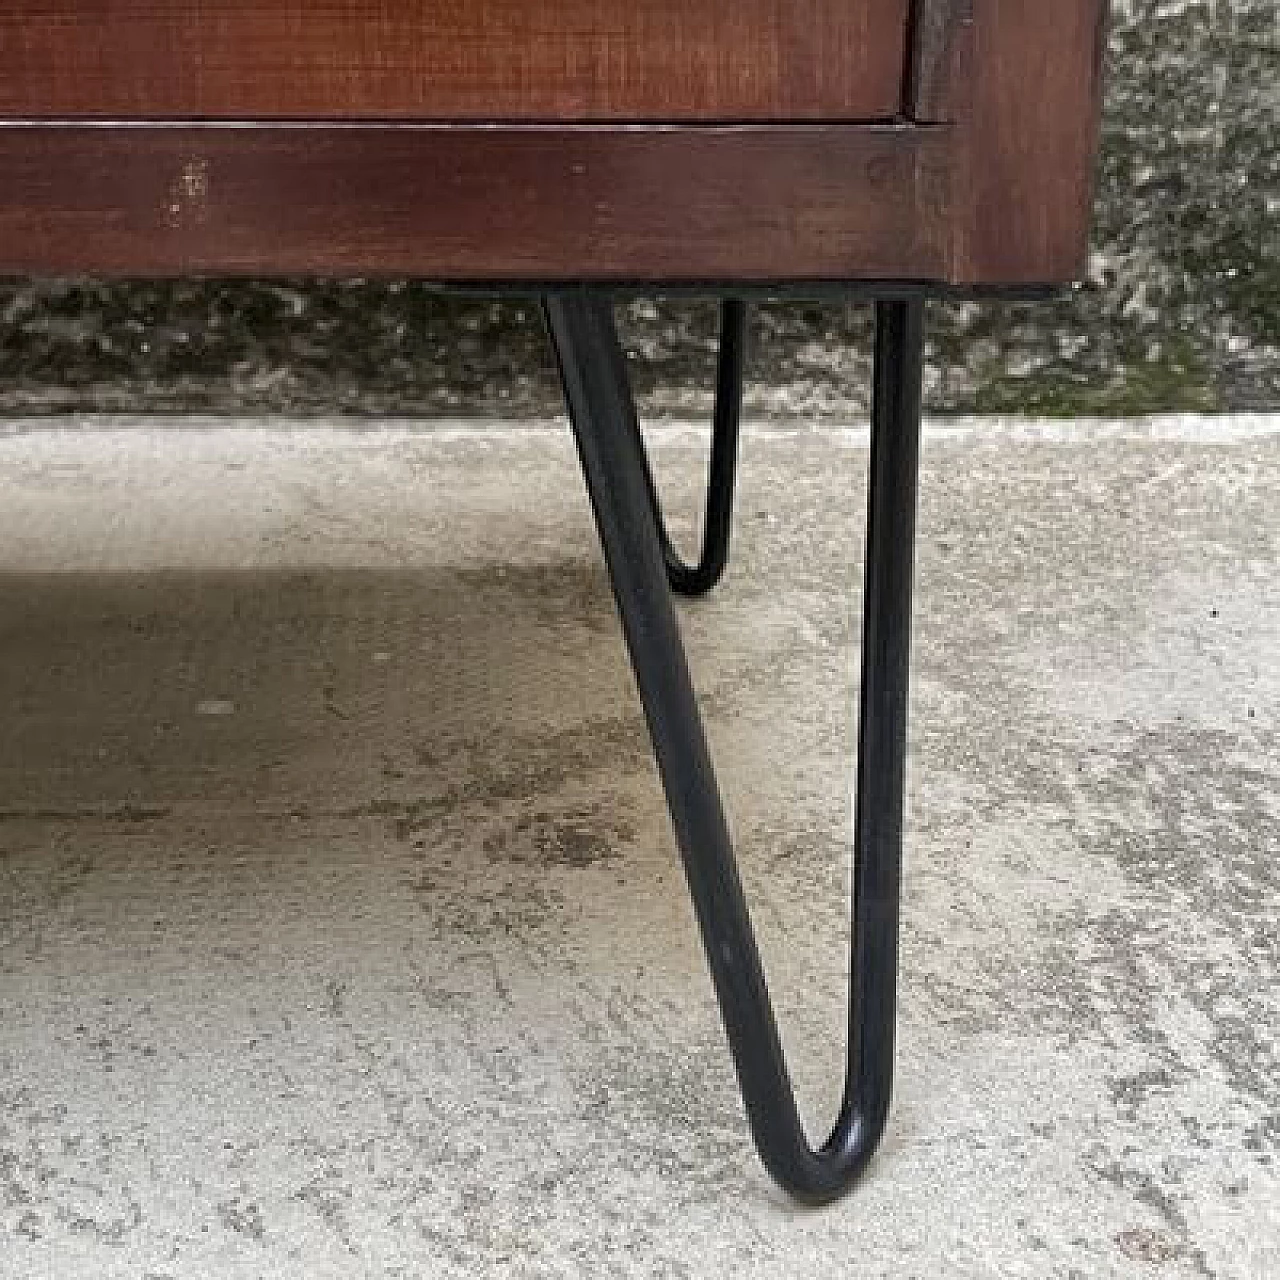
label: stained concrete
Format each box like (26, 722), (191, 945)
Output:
(0, 417), (1276, 1278)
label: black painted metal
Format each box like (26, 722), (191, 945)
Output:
(544, 289), (925, 1204)
(638, 299), (745, 597)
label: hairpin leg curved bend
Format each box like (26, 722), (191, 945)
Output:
(544, 290), (923, 1205)
(636, 299), (746, 597)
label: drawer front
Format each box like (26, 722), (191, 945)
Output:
(0, 1), (911, 121)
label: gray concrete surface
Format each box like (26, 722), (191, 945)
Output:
(0, 417), (1276, 1279)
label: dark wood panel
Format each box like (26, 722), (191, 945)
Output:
(909, 0), (973, 122)
(0, 1), (910, 121)
(0, 125), (952, 281)
(950, 0), (1109, 283)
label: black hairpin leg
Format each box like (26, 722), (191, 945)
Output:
(545, 289), (924, 1204)
(636, 299), (746, 597)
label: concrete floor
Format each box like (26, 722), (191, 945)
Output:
(0, 417), (1276, 1279)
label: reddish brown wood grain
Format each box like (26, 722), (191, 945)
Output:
(949, 0), (1109, 284)
(0, 125), (952, 281)
(0, 0), (911, 122)
(0, 2), (1109, 286)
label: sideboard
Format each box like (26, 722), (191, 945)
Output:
(0, 0), (1109, 1203)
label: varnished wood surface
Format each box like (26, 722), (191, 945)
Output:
(0, 125), (952, 281)
(0, 2), (1110, 286)
(951, 0), (1109, 283)
(0, 1), (911, 121)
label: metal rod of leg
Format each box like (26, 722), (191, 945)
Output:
(637, 299), (746, 597)
(545, 290), (924, 1204)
